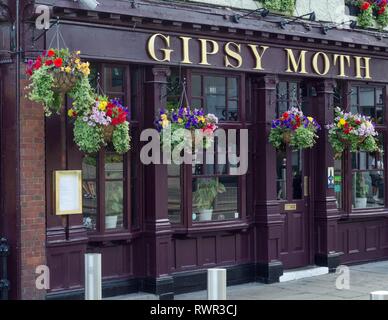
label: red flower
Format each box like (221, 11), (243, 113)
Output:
(378, 7), (386, 14)
(45, 60), (53, 66)
(26, 68), (33, 76)
(47, 49), (55, 57)
(283, 112), (289, 119)
(54, 58), (63, 68)
(361, 1), (370, 10)
(355, 119), (361, 125)
(33, 59), (42, 70)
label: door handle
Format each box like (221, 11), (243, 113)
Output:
(304, 176), (309, 197)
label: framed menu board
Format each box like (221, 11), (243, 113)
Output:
(53, 170), (83, 215)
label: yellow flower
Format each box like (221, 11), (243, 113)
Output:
(307, 116), (313, 122)
(161, 114), (167, 121)
(76, 51), (81, 55)
(67, 109), (74, 117)
(75, 59), (80, 65)
(98, 101), (108, 111)
(65, 66), (71, 73)
(338, 118), (346, 127)
(178, 118), (183, 124)
(198, 116), (205, 123)
(162, 120), (170, 128)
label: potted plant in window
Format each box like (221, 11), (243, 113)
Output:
(355, 172), (369, 208)
(105, 184), (123, 229)
(193, 179), (226, 221)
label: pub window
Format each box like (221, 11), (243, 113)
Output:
(276, 80), (301, 116)
(82, 64), (132, 232)
(337, 85), (387, 213)
(166, 70), (246, 225)
(191, 74), (239, 121)
(351, 137), (385, 209)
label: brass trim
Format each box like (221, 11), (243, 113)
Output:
(285, 203), (297, 211)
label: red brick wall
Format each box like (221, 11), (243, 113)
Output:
(19, 79), (46, 300)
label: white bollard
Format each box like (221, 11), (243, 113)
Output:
(370, 291), (388, 300)
(85, 253), (102, 300)
(207, 268), (226, 300)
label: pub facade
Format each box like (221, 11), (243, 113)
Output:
(1, 0), (388, 300)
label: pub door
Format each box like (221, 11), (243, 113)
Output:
(277, 148), (312, 269)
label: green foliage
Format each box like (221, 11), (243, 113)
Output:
(355, 172), (369, 198)
(112, 122), (131, 154)
(27, 66), (56, 116)
(193, 179), (226, 210)
(261, 0), (295, 14)
(73, 118), (105, 154)
(376, 9), (388, 28)
(268, 127), (284, 150)
(358, 6), (374, 28)
(68, 76), (95, 116)
(290, 127), (318, 150)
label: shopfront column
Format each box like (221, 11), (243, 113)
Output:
(311, 79), (342, 271)
(142, 66), (174, 299)
(253, 75), (284, 283)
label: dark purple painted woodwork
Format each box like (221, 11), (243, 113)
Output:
(338, 218), (388, 264)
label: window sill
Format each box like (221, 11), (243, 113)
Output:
(172, 219), (250, 236)
(340, 208), (388, 220)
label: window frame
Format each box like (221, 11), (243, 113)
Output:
(339, 82), (388, 217)
(82, 62), (137, 240)
(168, 68), (249, 232)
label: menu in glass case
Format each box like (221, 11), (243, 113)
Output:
(53, 170), (83, 215)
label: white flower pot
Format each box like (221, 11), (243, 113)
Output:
(355, 197), (367, 209)
(105, 215), (118, 229)
(199, 209), (213, 221)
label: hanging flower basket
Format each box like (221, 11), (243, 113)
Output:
(269, 107), (321, 151)
(71, 96), (131, 154)
(347, 0), (388, 29)
(26, 48), (95, 117)
(155, 106), (219, 152)
(326, 107), (379, 159)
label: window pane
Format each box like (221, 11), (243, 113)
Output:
(228, 78), (238, 100)
(359, 87), (375, 119)
(204, 76), (226, 121)
(276, 151), (287, 200)
(228, 100), (238, 121)
(292, 150), (303, 199)
(192, 177), (238, 222)
(105, 153), (124, 179)
(105, 181), (124, 229)
(334, 159), (342, 209)
(105, 152), (124, 230)
(192, 98), (202, 109)
(352, 171), (384, 209)
(192, 75), (201, 97)
(82, 155), (98, 231)
(104, 67), (124, 93)
(289, 82), (298, 107)
(168, 164), (182, 224)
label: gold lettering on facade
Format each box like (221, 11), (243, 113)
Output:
(179, 36), (193, 64)
(354, 56), (371, 79)
(199, 39), (219, 65)
(285, 49), (308, 74)
(312, 52), (330, 76)
(147, 33), (173, 62)
(333, 54), (351, 77)
(247, 45), (268, 70)
(224, 42), (242, 68)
